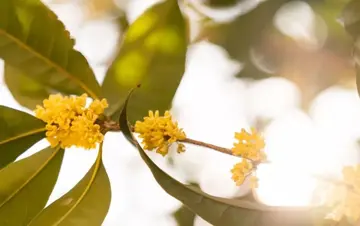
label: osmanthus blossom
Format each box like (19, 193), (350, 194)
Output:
(134, 110), (186, 156)
(35, 93), (108, 149)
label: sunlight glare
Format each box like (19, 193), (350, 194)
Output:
(256, 86), (360, 206)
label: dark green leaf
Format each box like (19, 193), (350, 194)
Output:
(203, 0), (242, 8)
(0, 146), (64, 225)
(0, 0), (101, 100)
(173, 183), (199, 226)
(119, 91), (324, 226)
(102, 0), (187, 123)
(4, 64), (54, 110)
(29, 143), (111, 226)
(0, 106), (45, 168)
(174, 205), (196, 226)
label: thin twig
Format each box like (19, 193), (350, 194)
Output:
(182, 138), (233, 156)
(103, 120), (267, 163)
(181, 138), (264, 164)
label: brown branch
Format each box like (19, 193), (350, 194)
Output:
(102, 120), (268, 163)
(182, 138), (233, 156)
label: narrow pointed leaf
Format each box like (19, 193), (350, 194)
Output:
(0, 147), (64, 225)
(0, 106), (45, 168)
(29, 144), (111, 226)
(4, 64), (53, 109)
(119, 92), (323, 226)
(0, 0), (101, 100)
(102, 0), (187, 123)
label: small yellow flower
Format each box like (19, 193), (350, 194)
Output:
(35, 93), (108, 149)
(344, 191), (360, 222)
(343, 165), (360, 192)
(89, 99), (109, 115)
(326, 165), (360, 222)
(232, 128), (266, 162)
(134, 110), (186, 156)
(177, 143), (186, 154)
(231, 159), (253, 186)
(327, 188), (360, 223)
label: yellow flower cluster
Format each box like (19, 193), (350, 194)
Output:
(232, 128), (266, 161)
(34, 93), (108, 149)
(231, 128), (266, 186)
(231, 159), (253, 186)
(134, 110), (186, 156)
(327, 165), (360, 222)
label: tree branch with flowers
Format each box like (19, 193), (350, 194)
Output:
(0, 0), (360, 225)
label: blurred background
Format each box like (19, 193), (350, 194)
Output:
(1, 0), (359, 225)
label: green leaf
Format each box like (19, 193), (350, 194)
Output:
(342, 0), (360, 38)
(203, 0), (240, 8)
(29, 143), (111, 226)
(198, 0), (286, 60)
(0, 146), (64, 225)
(102, 0), (187, 123)
(174, 205), (196, 226)
(173, 183), (198, 226)
(119, 91), (323, 226)
(0, 0), (101, 100)
(342, 0), (360, 97)
(197, 0), (287, 79)
(0, 106), (45, 168)
(4, 64), (53, 110)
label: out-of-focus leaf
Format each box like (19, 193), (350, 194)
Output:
(119, 90), (325, 226)
(197, 0), (287, 79)
(342, 0), (360, 97)
(235, 59), (272, 79)
(29, 143), (111, 226)
(0, 147), (64, 225)
(198, 0), (286, 59)
(174, 205), (196, 226)
(102, 0), (187, 123)
(84, 0), (123, 20)
(342, 0), (360, 38)
(4, 64), (53, 110)
(0, 106), (45, 168)
(203, 0), (242, 8)
(0, 0), (101, 101)
(173, 182), (199, 226)
(311, 0), (352, 55)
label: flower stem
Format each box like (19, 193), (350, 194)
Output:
(181, 138), (233, 156)
(103, 120), (263, 162)
(181, 138), (263, 163)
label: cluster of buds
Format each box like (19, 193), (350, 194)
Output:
(35, 93), (267, 187)
(325, 165), (360, 223)
(230, 128), (266, 187)
(134, 111), (267, 187)
(35, 94), (108, 149)
(134, 110), (186, 156)
(34, 93), (360, 224)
